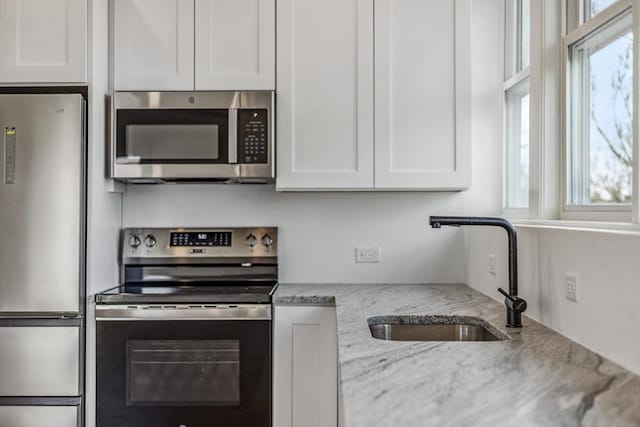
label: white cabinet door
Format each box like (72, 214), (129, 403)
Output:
(0, 0), (87, 83)
(276, 0), (374, 190)
(194, 0), (275, 90)
(112, 0), (195, 90)
(273, 305), (338, 427)
(374, 0), (471, 189)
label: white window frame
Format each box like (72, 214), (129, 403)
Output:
(503, 0), (533, 218)
(503, 77), (531, 215)
(561, 0), (636, 222)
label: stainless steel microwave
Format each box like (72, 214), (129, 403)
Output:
(109, 91), (274, 183)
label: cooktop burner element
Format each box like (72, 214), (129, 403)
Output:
(97, 227), (278, 305)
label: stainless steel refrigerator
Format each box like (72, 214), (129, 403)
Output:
(0, 92), (85, 427)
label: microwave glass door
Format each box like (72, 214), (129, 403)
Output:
(116, 109), (229, 164)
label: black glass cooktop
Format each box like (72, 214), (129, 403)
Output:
(96, 283), (278, 304)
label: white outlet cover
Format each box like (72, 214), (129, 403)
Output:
(355, 247), (381, 263)
(565, 273), (578, 302)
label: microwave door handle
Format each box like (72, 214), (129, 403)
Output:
(228, 108), (238, 164)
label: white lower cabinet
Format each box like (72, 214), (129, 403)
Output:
(273, 305), (338, 427)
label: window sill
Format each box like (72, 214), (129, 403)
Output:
(510, 219), (640, 236)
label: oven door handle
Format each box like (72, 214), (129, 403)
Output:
(96, 304), (271, 321)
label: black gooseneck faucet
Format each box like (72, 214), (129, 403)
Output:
(428, 216), (527, 328)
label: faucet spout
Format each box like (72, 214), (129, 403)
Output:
(428, 216), (527, 328)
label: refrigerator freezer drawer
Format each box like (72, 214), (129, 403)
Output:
(0, 325), (80, 396)
(0, 405), (80, 427)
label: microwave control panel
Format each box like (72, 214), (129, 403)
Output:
(238, 109), (268, 164)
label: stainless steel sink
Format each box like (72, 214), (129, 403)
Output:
(368, 316), (508, 342)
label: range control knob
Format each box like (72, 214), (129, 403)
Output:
(245, 234), (258, 248)
(128, 235), (141, 248)
(261, 234), (273, 248)
(144, 234), (157, 248)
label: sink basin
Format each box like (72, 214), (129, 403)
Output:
(368, 315), (508, 342)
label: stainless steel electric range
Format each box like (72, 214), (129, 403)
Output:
(96, 227), (277, 427)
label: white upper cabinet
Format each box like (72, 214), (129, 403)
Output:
(276, 0), (374, 190)
(0, 0), (87, 83)
(112, 0), (275, 91)
(195, 0), (275, 90)
(374, 0), (471, 190)
(276, 0), (471, 191)
(112, 0), (195, 91)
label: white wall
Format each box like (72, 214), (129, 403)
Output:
(122, 0), (505, 284)
(87, 1), (122, 296)
(465, 226), (640, 376)
(125, 187), (462, 283)
(85, 1), (123, 426)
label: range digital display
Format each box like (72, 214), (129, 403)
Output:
(170, 231), (232, 247)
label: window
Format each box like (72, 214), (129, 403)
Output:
(519, 0), (531, 70)
(505, 81), (530, 208)
(505, 0), (531, 76)
(503, 0), (531, 213)
(502, 0), (638, 223)
(587, 0), (619, 20)
(565, 1), (633, 214)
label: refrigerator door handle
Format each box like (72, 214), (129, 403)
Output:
(3, 126), (16, 184)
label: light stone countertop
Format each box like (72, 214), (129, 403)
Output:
(273, 283), (640, 427)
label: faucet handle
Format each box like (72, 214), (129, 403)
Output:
(497, 287), (511, 299)
(497, 288), (527, 314)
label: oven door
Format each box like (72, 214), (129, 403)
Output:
(96, 305), (271, 427)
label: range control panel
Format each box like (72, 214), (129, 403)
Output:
(170, 231), (231, 247)
(238, 109), (268, 164)
(123, 227), (278, 260)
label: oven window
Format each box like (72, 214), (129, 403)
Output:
(126, 340), (240, 406)
(125, 124), (219, 161)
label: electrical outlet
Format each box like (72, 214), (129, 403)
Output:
(565, 273), (578, 302)
(488, 254), (497, 276)
(355, 247), (381, 263)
